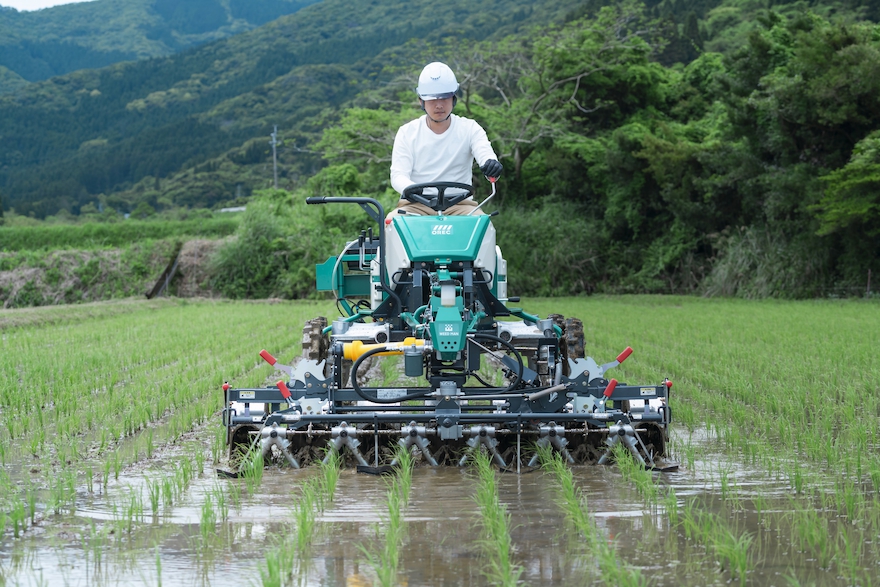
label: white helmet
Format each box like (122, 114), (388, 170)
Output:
(416, 62), (459, 100)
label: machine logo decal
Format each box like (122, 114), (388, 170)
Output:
(432, 224), (453, 235)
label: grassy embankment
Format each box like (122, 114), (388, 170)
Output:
(0, 217), (239, 308)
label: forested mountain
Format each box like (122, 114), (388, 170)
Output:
(0, 0), (582, 218)
(0, 0), (319, 92)
(1, 0), (879, 299)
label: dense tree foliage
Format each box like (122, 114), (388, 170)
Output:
(306, 2), (880, 297)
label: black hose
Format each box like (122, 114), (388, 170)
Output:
(471, 333), (524, 393)
(350, 346), (434, 404)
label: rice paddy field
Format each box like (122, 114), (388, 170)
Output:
(0, 295), (878, 586)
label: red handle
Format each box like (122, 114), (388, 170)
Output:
(260, 349), (277, 365)
(616, 346), (633, 363)
(276, 380), (291, 399)
(603, 378), (618, 398)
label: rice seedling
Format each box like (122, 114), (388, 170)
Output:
(664, 487), (679, 527)
(10, 499), (26, 538)
(612, 444), (660, 504)
(211, 426), (226, 465)
(144, 428), (154, 459)
(293, 481), (320, 554)
(711, 525), (754, 586)
(317, 447), (342, 503)
(26, 485), (37, 524)
(193, 446), (206, 476)
(199, 492), (217, 545)
(537, 445), (595, 543)
(155, 544), (162, 587)
(239, 447), (264, 495)
(146, 477), (161, 515)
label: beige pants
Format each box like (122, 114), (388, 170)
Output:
(389, 198), (485, 218)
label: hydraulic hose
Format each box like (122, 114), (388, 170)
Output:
(350, 346), (434, 404)
(470, 333), (524, 393)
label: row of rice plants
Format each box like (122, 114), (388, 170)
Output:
(539, 446), (646, 586)
(529, 296), (879, 578)
(259, 450), (343, 587)
(471, 449), (523, 587)
(359, 445), (414, 587)
(0, 299), (334, 540)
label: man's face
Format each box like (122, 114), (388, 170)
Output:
(424, 97), (454, 120)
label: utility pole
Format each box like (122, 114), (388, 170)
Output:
(270, 125), (279, 190)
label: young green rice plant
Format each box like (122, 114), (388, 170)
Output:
(199, 492), (217, 546)
(11, 499), (26, 538)
(293, 481), (320, 554)
(49, 469), (77, 515)
(317, 447), (342, 503)
(113, 450), (122, 480)
(787, 501), (833, 569)
(664, 487), (679, 528)
(259, 535), (303, 587)
(212, 426), (226, 465)
(193, 446), (206, 477)
(121, 489), (145, 535)
(835, 478), (865, 523)
(837, 528), (866, 587)
(612, 444), (660, 504)
(711, 525), (754, 586)
(155, 544), (162, 587)
(146, 477), (161, 515)
(537, 445), (595, 544)
(212, 485), (229, 523)
(144, 428), (154, 459)
(392, 442), (414, 505)
(240, 447), (264, 495)
(359, 474), (409, 587)
(101, 456), (112, 493)
(85, 520), (108, 574)
(161, 477), (175, 507)
(471, 449), (522, 587)
(26, 484), (37, 524)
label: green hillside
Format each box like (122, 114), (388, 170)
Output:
(0, 0), (582, 218)
(0, 0), (319, 92)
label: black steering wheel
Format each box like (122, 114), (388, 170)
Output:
(402, 181), (475, 212)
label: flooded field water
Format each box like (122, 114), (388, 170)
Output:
(0, 424), (868, 587)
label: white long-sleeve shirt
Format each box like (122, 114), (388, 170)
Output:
(390, 114), (498, 198)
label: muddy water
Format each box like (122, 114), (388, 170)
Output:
(0, 428), (862, 586)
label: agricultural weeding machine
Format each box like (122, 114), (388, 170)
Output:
(221, 182), (674, 471)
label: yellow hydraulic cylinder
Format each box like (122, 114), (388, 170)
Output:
(343, 337), (426, 361)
